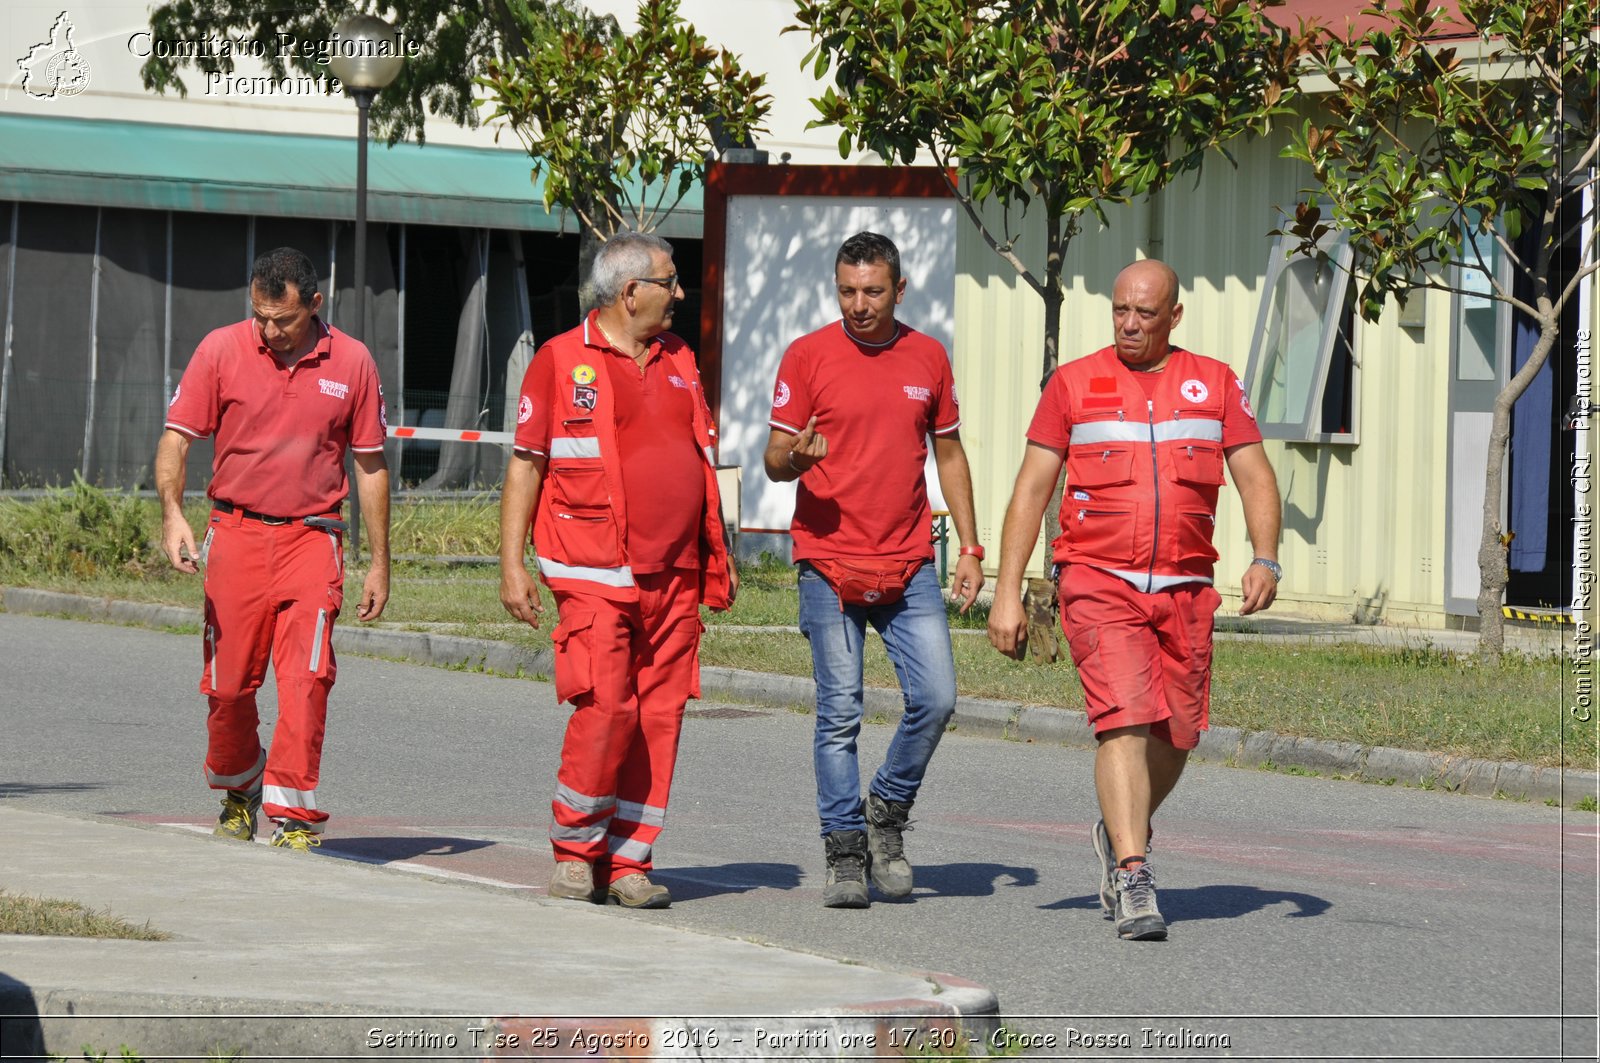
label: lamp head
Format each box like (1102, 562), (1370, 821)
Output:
(327, 13), (403, 91)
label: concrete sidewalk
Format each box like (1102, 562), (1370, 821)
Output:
(0, 807), (998, 1061)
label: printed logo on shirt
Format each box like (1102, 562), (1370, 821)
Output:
(773, 380), (791, 408)
(572, 364), (597, 385)
(1180, 379), (1209, 404)
(518, 395), (534, 424)
(1072, 489), (1092, 501)
(168, 384), (181, 407)
(573, 385), (598, 411)
(668, 375), (689, 389)
(903, 385), (931, 402)
(318, 378), (351, 400)
(1240, 392), (1256, 420)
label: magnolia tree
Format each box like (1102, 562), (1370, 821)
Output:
(793, 0), (1308, 658)
(481, 0), (769, 245)
(1282, 0), (1598, 662)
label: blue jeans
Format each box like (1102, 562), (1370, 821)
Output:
(797, 561), (958, 836)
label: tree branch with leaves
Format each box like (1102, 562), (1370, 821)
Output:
(1281, 0), (1598, 662)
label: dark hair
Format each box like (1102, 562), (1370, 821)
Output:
(835, 231), (901, 285)
(250, 247), (319, 306)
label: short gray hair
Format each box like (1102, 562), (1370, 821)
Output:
(590, 231), (674, 307)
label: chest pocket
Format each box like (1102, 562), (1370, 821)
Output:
(1170, 442), (1226, 487)
(1066, 446), (1137, 489)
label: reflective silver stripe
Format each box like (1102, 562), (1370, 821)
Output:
(537, 557), (635, 588)
(554, 782), (615, 816)
(205, 750), (266, 789)
(614, 800), (666, 828)
(1070, 420), (1222, 445)
(205, 622), (217, 691)
(1070, 422), (1146, 444)
(1103, 567), (1215, 593)
(550, 437), (602, 459)
(1153, 419), (1222, 443)
(327, 531), (341, 578)
(309, 609), (326, 672)
(263, 784), (319, 814)
(607, 835), (653, 862)
(703, 445), (715, 465)
(551, 822), (608, 843)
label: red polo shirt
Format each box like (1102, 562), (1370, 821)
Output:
(769, 320), (960, 562)
(165, 318), (387, 517)
(513, 313), (703, 573)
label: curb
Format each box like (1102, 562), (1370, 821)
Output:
(5, 586), (1594, 808)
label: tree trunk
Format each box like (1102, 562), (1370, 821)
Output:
(1022, 252), (1068, 664)
(1476, 319), (1560, 664)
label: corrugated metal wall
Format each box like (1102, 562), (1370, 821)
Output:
(954, 129), (1454, 625)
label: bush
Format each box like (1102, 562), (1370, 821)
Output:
(0, 478), (158, 578)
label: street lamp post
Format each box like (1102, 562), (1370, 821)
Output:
(328, 13), (402, 557)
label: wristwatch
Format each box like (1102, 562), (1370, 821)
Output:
(959, 545), (986, 561)
(1251, 557), (1282, 582)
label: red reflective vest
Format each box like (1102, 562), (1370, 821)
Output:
(1053, 346), (1236, 590)
(532, 336), (731, 607)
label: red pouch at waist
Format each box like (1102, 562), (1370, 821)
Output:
(809, 557), (925, 609)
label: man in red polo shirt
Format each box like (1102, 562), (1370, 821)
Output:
(155, 246), (390, 852)
(499, 231), (735, 910)
(764, 231), (985, 909)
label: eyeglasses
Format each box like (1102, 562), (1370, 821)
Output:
(633, 273), (679, 291)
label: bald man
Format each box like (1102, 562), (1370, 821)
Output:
(988, 260), (1282, 941)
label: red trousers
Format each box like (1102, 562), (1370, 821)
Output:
(200, 508), (344, 830)
(548, 569), (703, 883)
(1057, 563), (1221, 750)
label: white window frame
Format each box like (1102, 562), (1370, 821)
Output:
(1242, 224), (1360, 445)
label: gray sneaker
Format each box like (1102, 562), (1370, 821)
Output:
(864, 793), (914, 898)
(1113, 863), (1167, 941)
(213, 789), (261, 842)
(1091, 819), (1117, 915)
(822, 829), (870, 909)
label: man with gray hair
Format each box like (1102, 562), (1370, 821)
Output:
(499, 231), (736, 909)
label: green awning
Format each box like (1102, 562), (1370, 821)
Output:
(0, 113), (703, 237)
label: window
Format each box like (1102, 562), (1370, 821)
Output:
(1242, 225), (1359, 443)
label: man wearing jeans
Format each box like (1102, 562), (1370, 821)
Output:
(764, 232), (985, 908)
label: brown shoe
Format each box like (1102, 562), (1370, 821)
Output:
(548, 860), (598, 903)
(606, 872), (671, 909)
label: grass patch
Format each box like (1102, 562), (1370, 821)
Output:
(0, 889), (168, 940)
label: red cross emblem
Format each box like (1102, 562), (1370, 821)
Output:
(1181, 379), (1209, 403)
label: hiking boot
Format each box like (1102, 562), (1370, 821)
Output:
(212, 789), (260, 842)
(1091, 819), (1117, 915)
(1113, 862), (1167, 941)
(607, 872), (672, 910)
(548, 860), (599, 903)
(822, 829), (870, 909)
(864, 793), (915, 898)
(269, 819), (321, 853)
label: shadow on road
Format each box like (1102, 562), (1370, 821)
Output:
(658, 862), (805, 899)
(322, 835), (498, 862)
(1040, 884), (1332, 922)
(0, 782), (101, 798)
(910, 862), (1040, 897)
(0, 972), (45, 1062)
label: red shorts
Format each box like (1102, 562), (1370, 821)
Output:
(1057, 563), (1221, 750)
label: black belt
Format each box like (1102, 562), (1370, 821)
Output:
(213, 500), (345, 531)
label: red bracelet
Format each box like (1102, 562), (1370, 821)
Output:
(958, 545), (985, 561)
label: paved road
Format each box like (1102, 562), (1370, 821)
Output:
(2, 612), (1596, 1060)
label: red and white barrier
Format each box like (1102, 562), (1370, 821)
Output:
(387, 425), (515, 445)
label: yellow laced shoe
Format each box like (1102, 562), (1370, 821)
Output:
(212, 790), (260, 842)
(269, 820), (322, 853)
